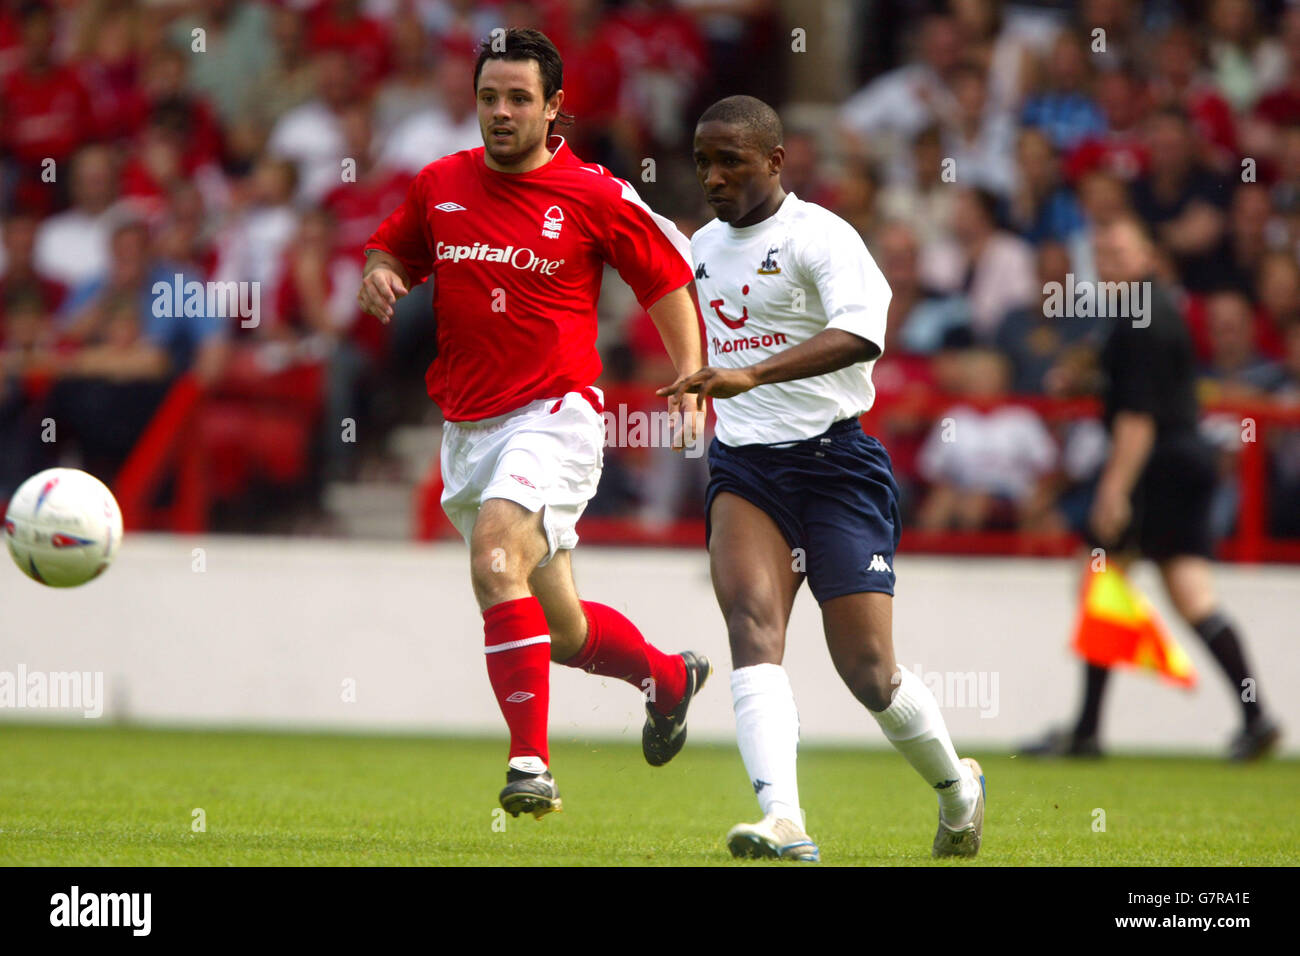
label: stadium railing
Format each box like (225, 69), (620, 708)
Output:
(413, 384), (1300, 564)
(114, 351), (324, 532)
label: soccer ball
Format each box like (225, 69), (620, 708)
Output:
(4, 468), (123, 587)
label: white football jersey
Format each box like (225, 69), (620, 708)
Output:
(690, 193), (891, 446)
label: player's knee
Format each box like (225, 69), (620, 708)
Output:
(469, 544), (529, 603)
(724, 601), (784, 665)
(841, 655), (896, 712)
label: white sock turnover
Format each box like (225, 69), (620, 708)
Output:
(870, 665), (978, 826)
(731, 663), (804, 831)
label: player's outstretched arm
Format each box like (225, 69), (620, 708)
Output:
(658, 328), (878, 403)
(357, 250), (411, 324)
(647, 284), (706, 449)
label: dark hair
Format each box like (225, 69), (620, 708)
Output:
(473, 28), (573, 135)
(697, 95), (783, 153)
(968, 187), (1001, 228)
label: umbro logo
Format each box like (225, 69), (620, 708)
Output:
(868, 554), (892, 573)
(435, 201), (466, 212)
(505, 691), (535, 703)
(695, 262), (709, 279)
(510, 474), (536, 489)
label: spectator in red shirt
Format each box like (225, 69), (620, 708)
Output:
(1253, 6), (1300, 129)
(305, 0), (392, 92)
(0, 292), (61, 498)
(1064, 66), (1150, 184)
(322, 104), (411, 257)
(1257, 251), (1300, 339)
(276, 206), (381, 481)
(601, 0), (707, 152)
(140, 48), (224, 175)
(0, 2), (97, 212)
(0, 210), (66, 321)
(74, 0), (145, 146)
(555, 0), (634, 170)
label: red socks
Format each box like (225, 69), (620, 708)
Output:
(483, 597), (551, 766)
(484, 598), (688, 766)
(566, 601), (687, 715)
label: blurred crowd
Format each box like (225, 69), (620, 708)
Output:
(0, 0), (1298, 543)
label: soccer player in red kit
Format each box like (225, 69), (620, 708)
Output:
(358, 29), (711, 819)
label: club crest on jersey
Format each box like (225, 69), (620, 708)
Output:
(541, 205), (564, 239)
(757, 246), (781, 275)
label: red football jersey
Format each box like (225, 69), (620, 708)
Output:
(364, 136), (693, 421)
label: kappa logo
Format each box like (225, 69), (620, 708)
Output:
(510, 474), (536, 489)
(757, 245), (781, 275)
(435, 201), (466, 212)
(505, 691), (535, 703)
(695, 262), (709, 279)
(868, 554), (892, 573)
(541, 205), (564, 239)
(752, 779), (771, 794)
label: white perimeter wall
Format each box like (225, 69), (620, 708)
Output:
(2, 535), (1297, 755)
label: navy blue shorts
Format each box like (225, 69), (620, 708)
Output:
(705, 418), (902, 603)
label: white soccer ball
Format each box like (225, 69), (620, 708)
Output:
(4, 468), (123, 587)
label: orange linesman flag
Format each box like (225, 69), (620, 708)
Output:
(1070, 565), (1198, 688)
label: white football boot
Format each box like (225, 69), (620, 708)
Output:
(932, 757), (985, 858)
(726, 813), (820, 862)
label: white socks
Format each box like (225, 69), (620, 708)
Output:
(871, 665), (978, 826)
(731, 664), (804, 830)
(731, 663), (976, 831)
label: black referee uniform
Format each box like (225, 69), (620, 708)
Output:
(1091, 278), (1217, 559)
(1031, 276), (1281, 760)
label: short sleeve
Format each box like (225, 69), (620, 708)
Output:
(364, 171), (435, 287)
(597, 176), (694, 310)
(802, 215), (891, 356)
(1105, 321), (1163, 417)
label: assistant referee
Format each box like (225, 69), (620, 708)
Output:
(1025, 217), (1281, 761)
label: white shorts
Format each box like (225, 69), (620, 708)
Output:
(440, 388), (605, 564)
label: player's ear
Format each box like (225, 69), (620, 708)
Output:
(769, 144), (785, 177)
(547, 88), (564, 122)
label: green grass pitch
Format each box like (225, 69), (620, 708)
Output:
(1, 724), (1296, 866)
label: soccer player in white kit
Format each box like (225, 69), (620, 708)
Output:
(661, 96), (986, 860)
